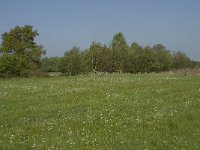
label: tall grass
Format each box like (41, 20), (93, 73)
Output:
(0, 73), (200, 149)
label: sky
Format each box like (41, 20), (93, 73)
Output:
(0, 0), (200, 61)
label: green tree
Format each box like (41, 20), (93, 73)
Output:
(41, 57), (62, 72)
(172, 51), (192, 69)
(86, 42), (113, 73)
(130, 42), (143, 53)
(59, 57), (68, 75)
(111, 32), (129, 72)
(128, 42), (143, 73)
(0, 25), (45, 70)
(0, 54), (29, 77)
(60, 47), (83, 76)
(191, 60), (200, 68)
(137, 46), (156, 73)
(151, 44), (173, 72)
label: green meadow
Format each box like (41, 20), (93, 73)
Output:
(0, 73), (200, 149)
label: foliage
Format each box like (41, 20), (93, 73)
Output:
(0, 27), (194, 77)
(0, 54), (30, 77)
(151, 44), (173, 72)
(192, 60), (200, 68)
(41, 57), (62, 72)
(0, 25), (45, 70)
(57, 34), (193, 75)
(86, 42), (113, 73)
(0, 74), (199, 149)
(59, 47), (84, 76)
(172, 51), (192, 69)
(111, 32), (129, 72)
(127, 46), (153, 73)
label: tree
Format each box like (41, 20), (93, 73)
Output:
(135, 46), (155, 73)
(0, 25), (45, 70)
(151, 44), (173, 72)
(86, 42), (113, 73)
(172, 51), (192, 69)
(128, 42), (143, 73)
(0, 54), (29, 77)
(59, 57), (68, 75)
(111, 32), (129, 72)
(130, 42), (143, 53)
(41, 57), (62, 72)
(59, 47), (83, 76)
(191, 60), (200, 68)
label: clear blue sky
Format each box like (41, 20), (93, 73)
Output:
(0, 0), (200, 60)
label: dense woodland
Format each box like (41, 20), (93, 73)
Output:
(0, 25), (199, 77)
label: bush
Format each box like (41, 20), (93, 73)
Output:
(41, 57), (62, 72)
(0, 54), (30, 78)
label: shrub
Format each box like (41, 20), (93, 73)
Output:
(0, 54), (30, 78)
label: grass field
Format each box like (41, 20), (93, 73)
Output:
(0, 73), (200, 149)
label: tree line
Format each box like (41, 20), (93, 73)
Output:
(0, 25), (45, 77)
(0, 25), (198, 77)
(42, 33), (194, 75)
